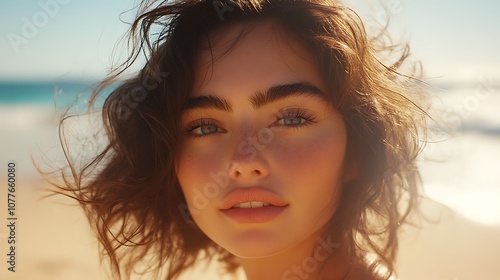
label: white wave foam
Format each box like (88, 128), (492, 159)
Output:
(0, 104), (58, 131)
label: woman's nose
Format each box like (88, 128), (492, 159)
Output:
(227, 130), (271, 181)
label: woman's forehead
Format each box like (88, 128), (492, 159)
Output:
(192, 20), (325, 97)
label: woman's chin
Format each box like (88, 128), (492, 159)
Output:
(222, 241), (289, 259)
(229, 249), (282, 259)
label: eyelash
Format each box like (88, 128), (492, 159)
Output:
(274, 108), (316, 129)
(183, 108), (316, 138)
(183, 119), (223, 138)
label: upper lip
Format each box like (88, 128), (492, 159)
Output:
(220, 187), (288, 210)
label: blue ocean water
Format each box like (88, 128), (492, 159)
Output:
(0, 81), (114, 180)
(0, 81), (110, 110)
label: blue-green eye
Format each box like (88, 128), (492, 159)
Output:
(184, 119), (224, 137)
(277, 116), (307, 126)
(198, 124), (220, 135)
(275, 108), (316, 128)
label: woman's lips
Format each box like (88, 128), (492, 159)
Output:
(221, 205), (288, 223)
(219, 187), (288, 223)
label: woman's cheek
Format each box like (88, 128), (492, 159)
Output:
(271, 129), (346, 174)
(274, 130), (346, 210)
(178, 139), (230, 189)
(180, 146), (217, 178)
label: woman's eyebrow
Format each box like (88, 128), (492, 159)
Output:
(184, 95), (232, 112)
(250, 82), (326, 108)
(185, 82), (326, 112)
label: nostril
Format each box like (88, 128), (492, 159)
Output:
(228, 160), (268, 179)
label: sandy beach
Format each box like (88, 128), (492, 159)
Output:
(0, 177), (499, 280)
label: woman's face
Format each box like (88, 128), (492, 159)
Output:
(177, 21), (348, 258)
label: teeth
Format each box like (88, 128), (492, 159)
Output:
(233, 201), (271, 208)
(237, 202), (252, 208)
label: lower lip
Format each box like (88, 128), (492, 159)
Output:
(221, 205), (288, 223)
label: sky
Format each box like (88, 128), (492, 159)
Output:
(0, 0), (499, 83)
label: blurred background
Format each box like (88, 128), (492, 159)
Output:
(0, 0), (499, 279)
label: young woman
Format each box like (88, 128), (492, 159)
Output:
(52, 0), (427, 279)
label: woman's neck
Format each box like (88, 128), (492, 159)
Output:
(236, 232), (353, 280)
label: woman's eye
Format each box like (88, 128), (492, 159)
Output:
(184, 120), (224, 137)
(195, 124), (220, 135)
(274, 109), (316, 128)
(277, 116), (307, 126)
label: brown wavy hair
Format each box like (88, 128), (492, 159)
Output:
(48, 0), (427, 279)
